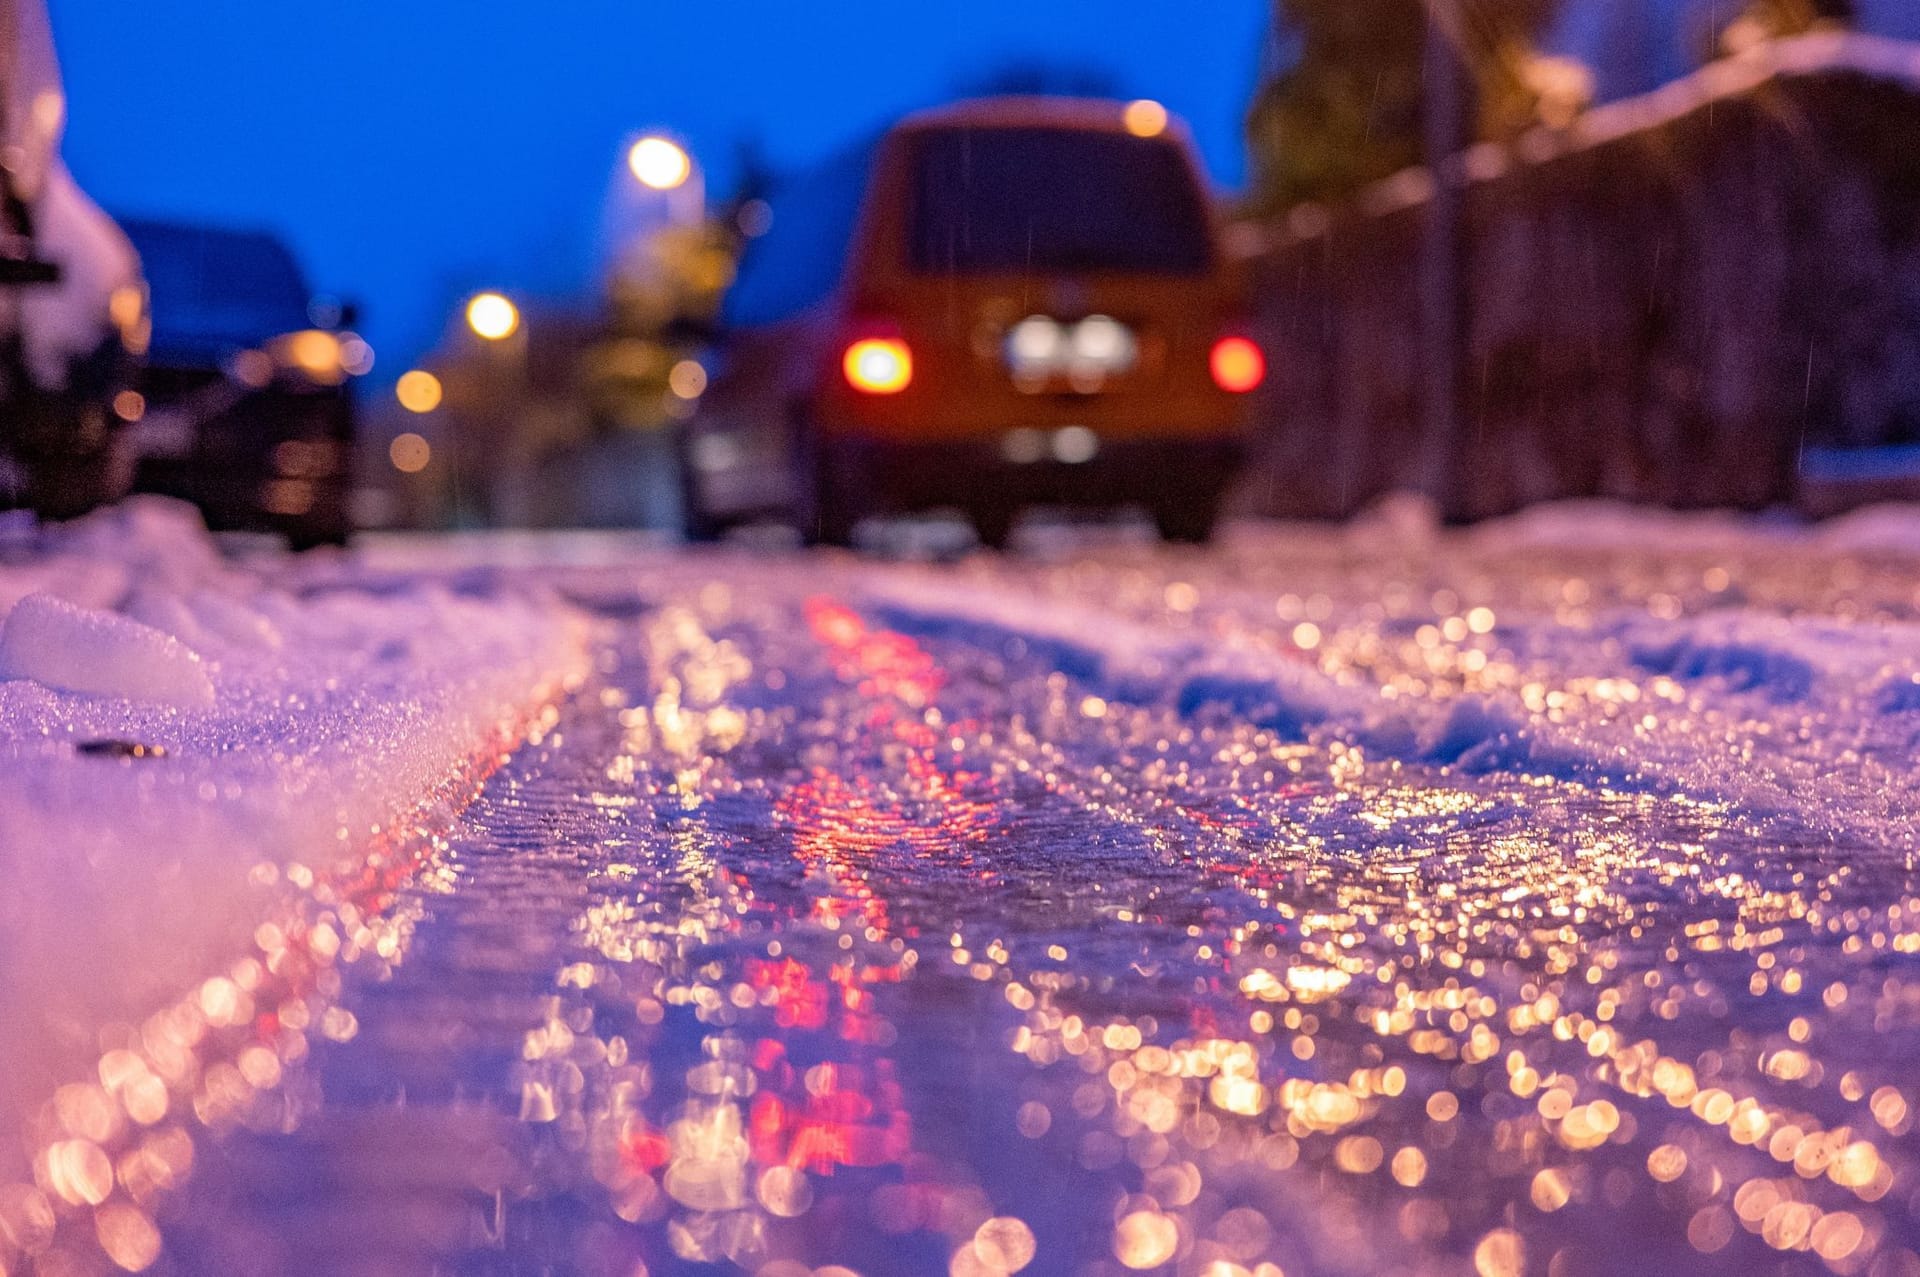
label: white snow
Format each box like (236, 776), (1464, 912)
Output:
(0, 592), (215, 707)
(1463, 499), (1804, 553)
(1263, 31), (1920, 252)
(8, 492), (1920, 1239)
(1811, 502), (1920, 556)
(868, 496), (1920, 859)
(864, 572), (1591, 779)
(0, 500), (591, 1183)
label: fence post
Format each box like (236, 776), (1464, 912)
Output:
(1420, 1), (1470, 514)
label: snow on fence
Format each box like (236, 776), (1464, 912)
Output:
(1238, 34), (1920, 521)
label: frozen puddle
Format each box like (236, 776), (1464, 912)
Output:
(6, 505), (1920, 1275)
(141, 577), (1920, 1277)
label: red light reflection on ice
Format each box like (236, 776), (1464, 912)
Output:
(720, 599), (1003, 1178)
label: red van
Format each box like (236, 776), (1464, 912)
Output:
(687, 97), (1262, 547)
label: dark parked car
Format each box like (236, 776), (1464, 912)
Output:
(0, 0), (147, 519)
(120, 220), (364, 547)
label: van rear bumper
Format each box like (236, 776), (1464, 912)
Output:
(829, 433), (1244, 511)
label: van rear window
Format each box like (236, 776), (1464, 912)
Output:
(909, 128), (1213, 276)
(123, 221), (311, 345)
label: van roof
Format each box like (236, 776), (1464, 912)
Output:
(896, 95), (1178, 137)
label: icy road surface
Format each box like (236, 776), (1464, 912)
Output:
(17, 505), (1920, 1276)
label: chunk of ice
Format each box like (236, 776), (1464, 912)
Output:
(0, 592), (215, 708)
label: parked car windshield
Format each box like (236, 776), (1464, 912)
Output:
(909, 127), (1213, 276)
(123, 220), (312, 351)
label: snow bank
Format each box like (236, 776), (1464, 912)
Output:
(1621, 616), (1817, 701)
(865, 575), (1597, 779)
(866, 502), (1920, 797)
(865, 504), (1920, 882)
(1466, 499), (1805, 554)
(0, 500), (592, 1191)
(0, 593), (215, 707)
(1813, 502), (1920, 556)
(1612, 607), (1920, 706)
(1468, 497), (1920, 559)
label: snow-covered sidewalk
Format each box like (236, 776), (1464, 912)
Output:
(871, 497), (1920, 856)
(9, 494), (1920, 1274)
(0, 501), (590, 1198)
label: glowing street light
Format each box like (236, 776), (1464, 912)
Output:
(395, 369), (443, 413)
(603, 132), (704, 281)
(628, 136), (691, 191)
(465, 292), (519, 341)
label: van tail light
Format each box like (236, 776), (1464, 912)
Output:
(843, 337), (913, 395)
(1209, 336), (1265, 393)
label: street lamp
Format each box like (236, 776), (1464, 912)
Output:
(454, 292), (528, 525)
(465, 292), (519, 341)
(605, 134), (705, 252)
(628, 136), (691, 191)
(1419, 0), (1467, 513)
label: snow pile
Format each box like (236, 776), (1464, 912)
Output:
(1468, 498), (1920, 558)
(0, 592), (215, 707)
(1452, 498), (1920, 710)
(1464, 499), (1802, 554)
(870, 496), (1920, 807)
(0, 500), (592, 1183)
(850, 500), (1920, 983)
(1623, 619), (1817, 700)
(1611, 605), (1920, 706)
(865, 575), (1595, 779)
(1813, 502), (1920, 556)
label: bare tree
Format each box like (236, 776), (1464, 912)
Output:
(1716, 0), (1856, 56)
(1244, 0), (1559, 215)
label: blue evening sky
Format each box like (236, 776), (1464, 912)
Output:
(47, 1), (1920, 383)
(47, 1), (1270, 379)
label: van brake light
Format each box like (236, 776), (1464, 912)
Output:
(844, 338), (912, 394)
(1209, 336), (1265, 393)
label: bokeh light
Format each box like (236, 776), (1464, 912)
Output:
(1209, 336), (1266, 393)
(668, 359), (708, 400)
(1122, 99), (1169, 138)
(395, 369), (443, 414)
(389, 432), (432, 473)
(628, 136), (692, 190)
(843, 338), (912, 394)
(465, 292), (519, 341)
(278, 329), (346, 384)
